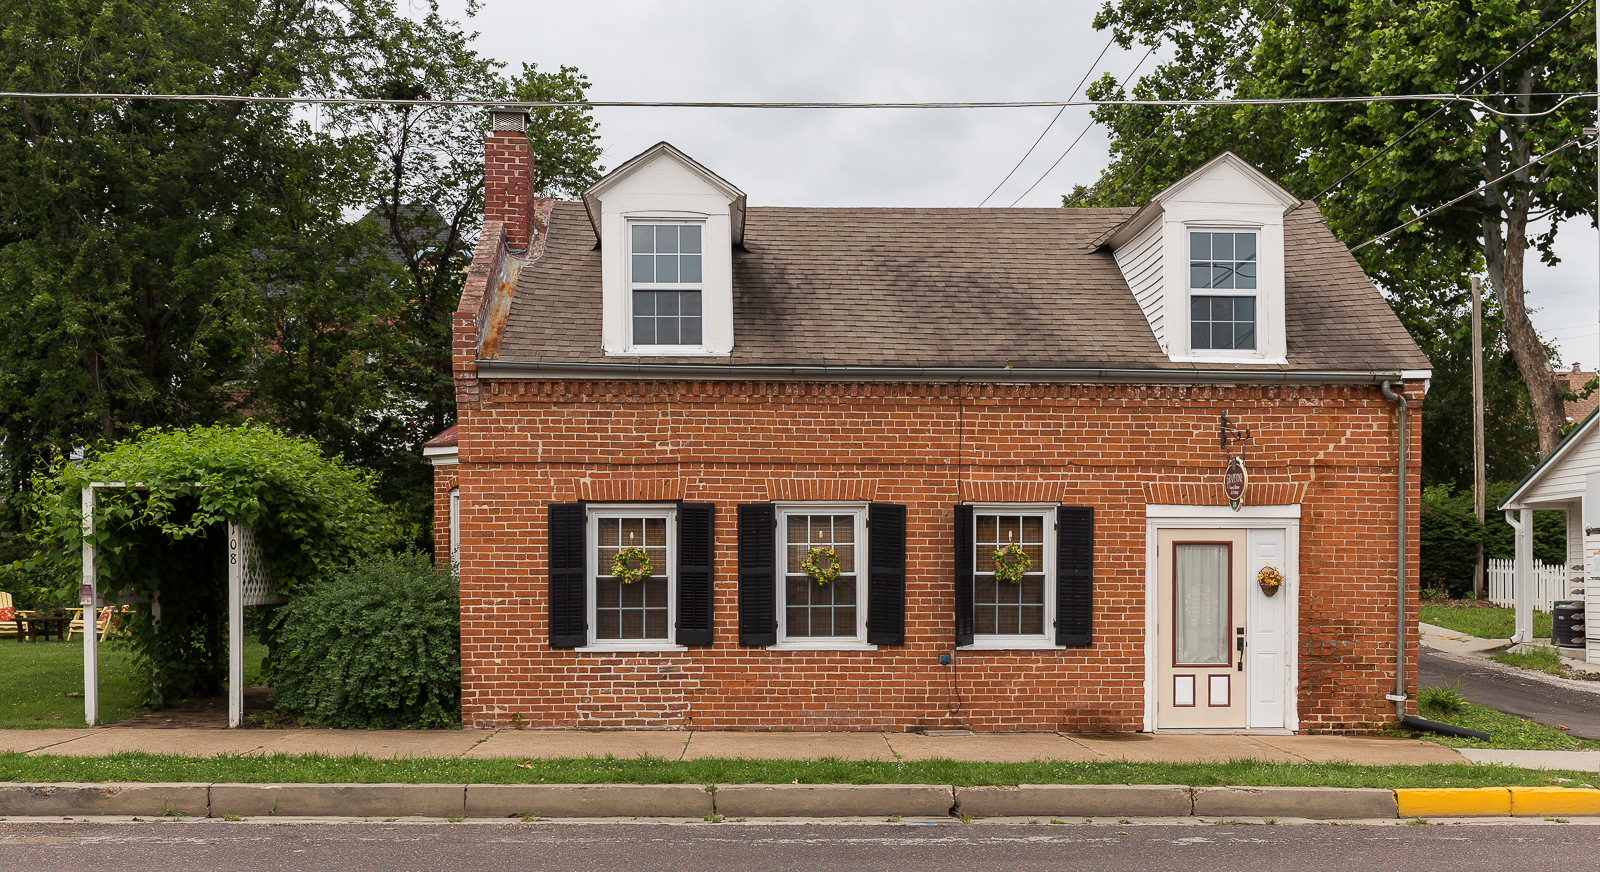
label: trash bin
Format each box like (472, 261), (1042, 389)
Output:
(1552, 600), (1585, 649)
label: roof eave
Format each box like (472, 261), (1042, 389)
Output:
(475, 359), (1419, 385)
(1500, 404), (1600, 510)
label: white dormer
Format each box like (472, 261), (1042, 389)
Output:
(583, 143), (744, 357)
(1100, 152), (1301, 365)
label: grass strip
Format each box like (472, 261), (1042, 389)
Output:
(1490, 647), (1568, 677)
(1421, 602), (1552, 639)
(0, 752), (1595, 790)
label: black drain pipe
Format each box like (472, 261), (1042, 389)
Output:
(1381, 381), (1408, 719)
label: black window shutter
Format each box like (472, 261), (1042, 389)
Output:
(548, 502), (588, 648)
(1056, 505), (1094, 647)
(737, 503), (776, 646)
(676, 502), (715, 646)
(867, 502), (907, 646)
(954, 504), (974, 647)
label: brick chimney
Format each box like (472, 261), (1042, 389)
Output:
(484, 109), (535, 251)
(1574, 362), (1583, 374)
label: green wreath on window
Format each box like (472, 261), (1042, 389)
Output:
(800, 546), (842, 586)
(611, 547), (654, 584)
(991, 542), (1032, 584)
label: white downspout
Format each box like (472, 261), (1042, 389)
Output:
(1505, 508), (1534, 643)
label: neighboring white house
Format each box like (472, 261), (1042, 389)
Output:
(1499, 406), (1600, 663)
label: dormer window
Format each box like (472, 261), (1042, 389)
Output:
(1189, 230), (1258, 352)
(630, 222), (703, 347)
(1099, 152), (1293, 365)
(586, 142), (742, 358)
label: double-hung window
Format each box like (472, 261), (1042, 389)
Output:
(588, 505), (675, 643)
(630, 222), (703, 349)
(955, 503), (1094, 649)
(966, 505), (1054, 648)
(546, 501), (715, 651)
(777, 504), (870, 648)
(587, 505), (677, 649)
(1189, 230), (1258, 352)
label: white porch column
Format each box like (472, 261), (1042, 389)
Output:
(227, 522), (243, 728)
(80, 487), (98, 727)
(1506, 508), (1535, 643)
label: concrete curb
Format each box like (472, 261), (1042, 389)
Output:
(465, 784), (713, 818)
(1395, 787), (1600, 818)
(1193, 786), (1398, 819)
(714, 784), (953, 818)
(0, 783), (209, 818)
(956, 784), (1191, 818)
(210, 783), (465, 818)
(4, 783), (1600, 820)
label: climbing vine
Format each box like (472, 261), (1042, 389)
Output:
(21, 424), (401, 705)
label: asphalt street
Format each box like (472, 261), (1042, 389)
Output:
(2, 820), (1598, 872)
(1419, 647), (1600, 739)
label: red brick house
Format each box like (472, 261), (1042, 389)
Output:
(430, 109), (1431, 733)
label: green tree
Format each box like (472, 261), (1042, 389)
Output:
(300, 9), (604, 539)
(0, 0), (605, 552)
(1072, 0), (1596, 461)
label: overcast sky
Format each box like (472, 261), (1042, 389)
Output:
(443, 0), (1600, 371)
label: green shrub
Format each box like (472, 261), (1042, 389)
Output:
(271, 551), (459, 729)
(1420, 485), (1482, 597)
(1418, 684), (1465, 717)
(1484, 481), (1567, 565)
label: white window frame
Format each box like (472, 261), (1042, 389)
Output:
(963, 502), (1057, 651)
(626, 219), (708, 354)
(771, 501), (875, 651)
(448, 486), (460, 566)
(1186, 227), (1261, 358)
(580, 503), (685, 653)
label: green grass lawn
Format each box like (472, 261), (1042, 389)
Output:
(1420, 601), (1552, 638)
(0, 636), (267, 729)
(0, 751), (1593, 790)
(1402, 697), (1600, 751)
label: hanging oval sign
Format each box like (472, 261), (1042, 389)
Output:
(1225, 456), (1248, 511)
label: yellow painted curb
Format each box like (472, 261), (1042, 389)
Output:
(1510, 787), (1600, 817)
(1395, 788), (1511, 818)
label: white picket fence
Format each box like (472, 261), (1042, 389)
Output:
(1486, 557), (1574, 611)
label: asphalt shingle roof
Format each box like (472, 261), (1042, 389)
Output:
(496, 201), (1429, 373)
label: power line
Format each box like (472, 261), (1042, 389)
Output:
(0, 90), (1591, 116)
(1006, 47), (1158, 206)
(978, 34), (1117, 207)
(1313, 0), (1594, 200)
(1349, 137), (1590, 252)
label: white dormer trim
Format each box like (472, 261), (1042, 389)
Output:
(583, 143), (745, 357)
(1102, 152), (1300, 366)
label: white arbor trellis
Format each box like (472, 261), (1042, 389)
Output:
(80, 483), (284, 727)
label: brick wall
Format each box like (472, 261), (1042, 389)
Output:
(445, 377), (1422, 733)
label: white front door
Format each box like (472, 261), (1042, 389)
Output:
(1247, 528), (1287, 728)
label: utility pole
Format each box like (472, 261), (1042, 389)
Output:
(1473, 275), (1485, 600)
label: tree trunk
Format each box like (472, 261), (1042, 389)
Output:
(1485, 205), (1565, 457)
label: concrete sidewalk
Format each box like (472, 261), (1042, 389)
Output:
(4, 727), (1466, 765)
